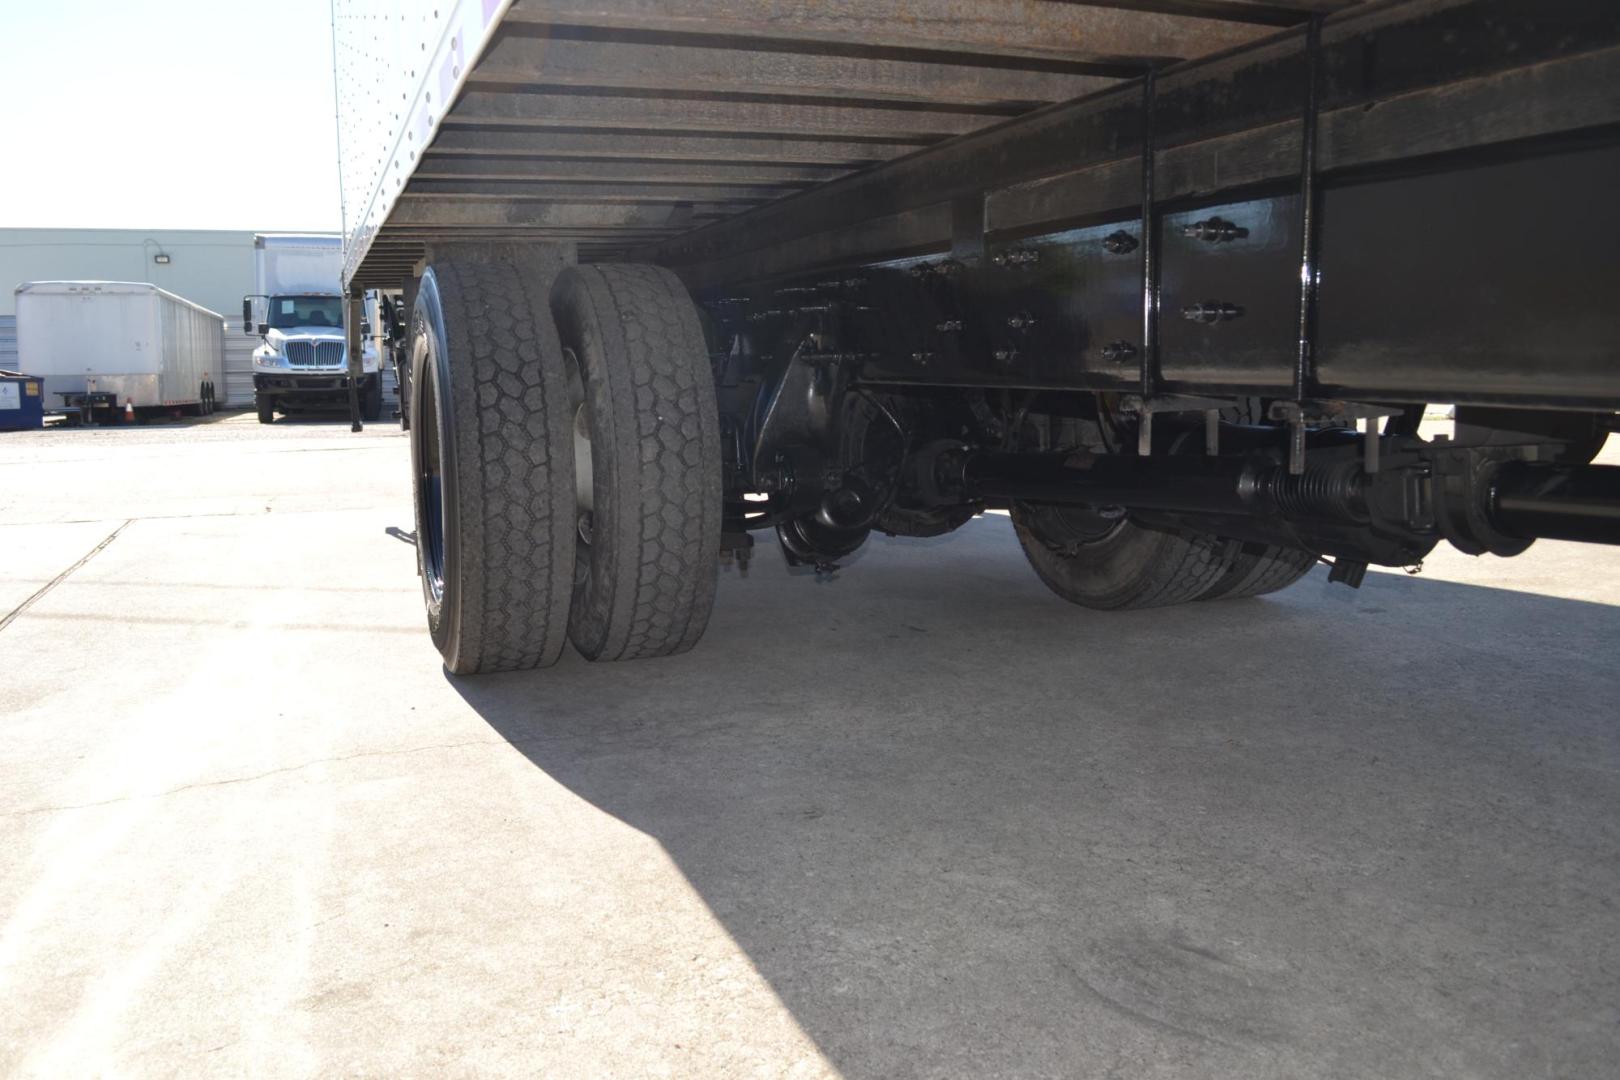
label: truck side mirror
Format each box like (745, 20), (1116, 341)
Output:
(257, 323), (270, 336)
(241, 298), (253, 335)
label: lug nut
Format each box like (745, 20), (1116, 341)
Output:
(1103, 230), (1139, 255)
(1181, 301), (1245, 324)
(1182, 216), (1249, 243)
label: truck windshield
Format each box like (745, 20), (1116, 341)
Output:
(269, 295), (344, 329)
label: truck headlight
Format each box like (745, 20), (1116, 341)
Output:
(253, 353), (286, 371)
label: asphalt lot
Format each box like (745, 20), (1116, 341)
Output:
(2, 410), (1617, 1078)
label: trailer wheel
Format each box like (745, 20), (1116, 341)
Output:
(550, 264), (721, 662)
(1010, 505), (1233, 610)
(409, 259), (576, 675)
(256, 395), (275, 424)
(1198, 542), (1317, 601)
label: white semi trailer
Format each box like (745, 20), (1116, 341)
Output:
(14, 281), (222, 422)
(243, 234), (381, 424)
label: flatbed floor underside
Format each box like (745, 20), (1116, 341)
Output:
(353, 0), (1619, 299)
(352, 0), (1367, 285)
(348, 0), (1620, 414)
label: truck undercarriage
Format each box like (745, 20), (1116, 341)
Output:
(336, 0), (1620, 673)
(254, 370), (382, 422)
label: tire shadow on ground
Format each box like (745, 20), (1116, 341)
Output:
(450, 516), (1620, 1080)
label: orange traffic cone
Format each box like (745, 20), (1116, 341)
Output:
(124, 399), (135, 424)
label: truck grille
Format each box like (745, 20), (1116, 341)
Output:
(286, 341), (346, 368)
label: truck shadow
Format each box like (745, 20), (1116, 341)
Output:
(449, 516), (1620, 1077)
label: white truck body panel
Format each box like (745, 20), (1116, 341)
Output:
(15, 281), (224, 408)
(255, 234), (344, 297)
(332, 0), (513, 286)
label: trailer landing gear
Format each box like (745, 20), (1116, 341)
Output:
(361, 376), (383, 424)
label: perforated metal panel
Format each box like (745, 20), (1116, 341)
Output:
(223, 333), (259, 408)
(0, 316), (17, 372)
(334, 0), (513, 287)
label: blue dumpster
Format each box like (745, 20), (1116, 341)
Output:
(0, 371), (45, 431)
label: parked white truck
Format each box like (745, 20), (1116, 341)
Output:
(243, 234), (381, 424)
(15, 281), (222, 422)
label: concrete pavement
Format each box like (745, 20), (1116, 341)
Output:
(1, 412), (1617, 1077)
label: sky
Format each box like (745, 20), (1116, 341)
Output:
(0, 0), (342, 232)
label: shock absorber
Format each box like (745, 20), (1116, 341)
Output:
(1243, 458), (1367, 520)
(956, 447), (1367, 522)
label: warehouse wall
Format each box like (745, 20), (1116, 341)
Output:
(0, 228), (334, 322)
(1, 227), (397, 409)
(1, 228), (350, 406)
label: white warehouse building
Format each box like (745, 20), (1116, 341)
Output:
(0, 228), (384, 409)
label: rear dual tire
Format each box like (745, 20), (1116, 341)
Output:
(551, 265), (721, 662)
(408, 260), (576, 675)
(1198, 542), (1317, 600)
(1011, 506), (1234, 610)
(408, 258), (720, 675)
(1011, 505), (1315, 609)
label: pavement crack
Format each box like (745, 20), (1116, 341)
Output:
(0, 519), (131, 633)
(8, 739), (505, 818)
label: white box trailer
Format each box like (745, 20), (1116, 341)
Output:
(333, 0), (1620, 677)
(15, 281), (224, 419)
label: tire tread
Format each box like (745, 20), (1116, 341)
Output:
(1199, 543), (1317, 601)
(430, 259), (574, 673)
(1012, 515), (1234, 611)
(553, 264), (720, 661)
